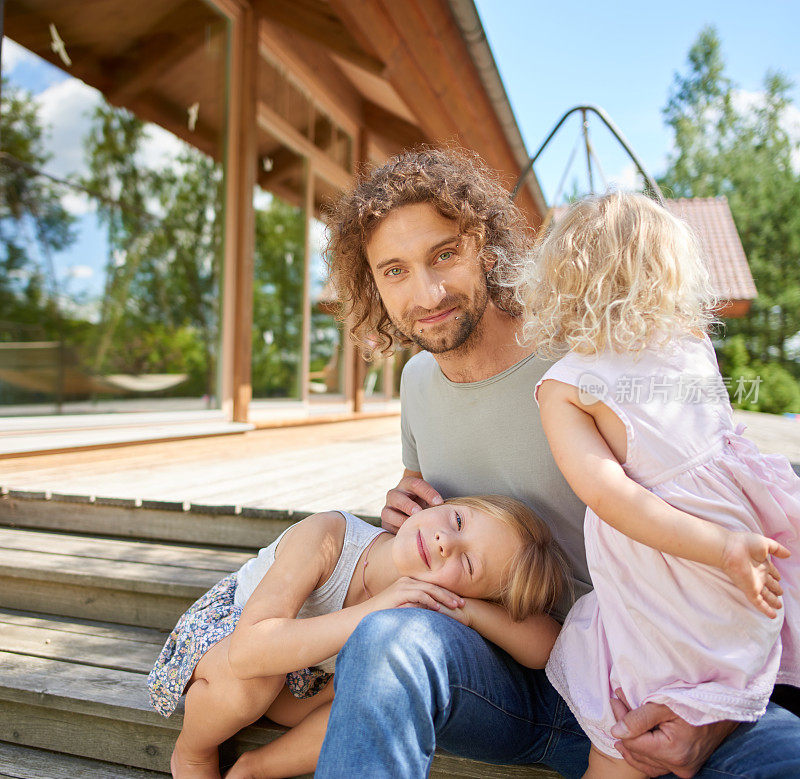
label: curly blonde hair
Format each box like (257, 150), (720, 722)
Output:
(515, 191), (719, 359)
(325, 147), (535, 357)
(444, 495), (569, 620)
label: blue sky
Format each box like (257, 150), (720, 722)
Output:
(475, 0), (800, 202)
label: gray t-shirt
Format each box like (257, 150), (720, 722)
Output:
(400, 350), (591, 620)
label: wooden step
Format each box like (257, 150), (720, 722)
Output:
(0, 528), (250, 629)
(0, 491), (316, 550)
(0, 741), (168, 778)
(0, 613), (286, 773)
(0, 609), (559, 777)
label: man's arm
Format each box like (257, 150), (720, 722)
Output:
(381, 467), (443, 533)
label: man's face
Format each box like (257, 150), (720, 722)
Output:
(365, 203), (490, 354)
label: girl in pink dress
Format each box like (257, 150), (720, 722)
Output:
(517, 191), (799, 778)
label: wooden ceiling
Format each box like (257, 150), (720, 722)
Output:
(4, 0), (544, 223)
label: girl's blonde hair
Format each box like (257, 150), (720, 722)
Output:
(515, 191), (719, 359)
(444, 495), (569, 621)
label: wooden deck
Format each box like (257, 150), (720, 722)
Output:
(2, 411), (798, 519)
(2, 410), (798, 775)
(0, 416), (404, 517)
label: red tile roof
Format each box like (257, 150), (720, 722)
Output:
(553, 196), (756, 303)
(664, 197), (756, 302)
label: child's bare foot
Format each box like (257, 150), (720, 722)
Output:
(171, 736), (221, 779)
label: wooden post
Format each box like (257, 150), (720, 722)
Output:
(300, 160), (314, 403)
(0, 0), (5, 109)
(343, 314), (355, 410)
(353, 353), (366, 413)
(351, 126), (370, 413)
(221, 5), (257, 423)
(382, 353), (394, 400)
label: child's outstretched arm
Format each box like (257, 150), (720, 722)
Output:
(538, 379), (790, 618)
(437, 598), (560, 668)
(228, 513), (464, 679)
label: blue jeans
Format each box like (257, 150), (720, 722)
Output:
(315, 609), (800, 779)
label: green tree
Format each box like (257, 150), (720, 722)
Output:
(0, 78), (76, 340)
(660, 28), (800, 413)
(251, 197), (306, 398)
(82, 103), (224, 397)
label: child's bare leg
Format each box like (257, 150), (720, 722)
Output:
(172, 635), (284, 779)
(225, 680), (334, 779)
(583, 745), (646, 779)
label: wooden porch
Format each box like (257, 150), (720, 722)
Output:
(1, 412), (799, 774)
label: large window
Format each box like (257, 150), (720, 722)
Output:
(250, 185), (307, 400)
(0, 3), (230, 416)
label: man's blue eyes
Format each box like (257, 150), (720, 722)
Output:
(383, 250), (456, 277)
(455, 512), (462, 530)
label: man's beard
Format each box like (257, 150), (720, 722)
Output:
(392, 286), (490, 354)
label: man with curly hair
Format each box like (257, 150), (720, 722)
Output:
(314, 147), (800, 778)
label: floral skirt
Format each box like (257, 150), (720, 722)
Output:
(147, 572), (333, 717)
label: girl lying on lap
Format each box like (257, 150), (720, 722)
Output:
(147, 494), (568, 778)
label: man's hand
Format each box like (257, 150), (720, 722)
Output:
(610, 690), (737, 778)
(381, 470), (443, 533)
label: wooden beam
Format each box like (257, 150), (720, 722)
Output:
(105, 26), (208, 105)
(256, 100), (351, 191)
(122, 92), (220, 159)
(409, 0), (543, 223)
(378, 1), (495, 151)
(4, 7), (114, 93)
(382, 353), (395, 400)
(257, 176), (302, 210)
(252, 0), (385, 77)
(258, 146), (302, 188)
(329, 0), (543, 224)
(362, 100), (427, 152)
(257, 20), (362, 140)
(351, 126), (370, 414)
(220, 4), (258, 423)
(327, 0), (462, 144)
(300, 160), (314, 403)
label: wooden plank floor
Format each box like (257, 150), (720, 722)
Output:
(0, 741), (168, 778)
(0, 417), (403, 517)
(2, 411), (797, 519)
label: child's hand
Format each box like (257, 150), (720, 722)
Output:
(434, 597), (475, 628)
(368, 576), (465, 614)
(720, 531), (791, 618)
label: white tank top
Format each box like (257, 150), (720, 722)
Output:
(233, 511), (385, 673)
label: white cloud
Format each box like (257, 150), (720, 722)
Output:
(138, 123), (190, 172)
(67, 265), (94, 279)
(1, 39), (34, 74)
(60, 297), (102, 324)
(61, 190), (95, 216)
(34, 75), (193, 187)
(606, 162), (642, 192)
(253, 188), (274, 211)
(36, 77), (103, 179)
(731, 89), (800, 172)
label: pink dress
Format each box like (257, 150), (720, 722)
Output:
(535, 333), (800, 757)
